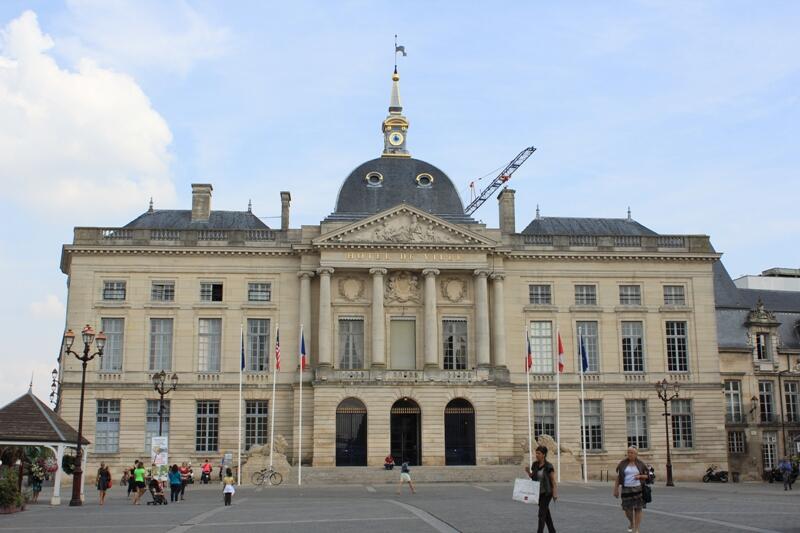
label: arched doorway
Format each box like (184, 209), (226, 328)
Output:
(444, 398), (475, 465)
(335, 398), (367, 466)
(391, 398), (421, 466)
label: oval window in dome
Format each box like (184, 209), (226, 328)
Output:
(365, 172), (384, 187)
(416, 173), (434, 188)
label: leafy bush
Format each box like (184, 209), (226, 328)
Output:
(0, 469), (23, 509)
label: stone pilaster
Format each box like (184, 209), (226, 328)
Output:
(490, 273), (507, 368)
(316, 267), (334, 367)
(474, 269), (491, 367)
(369, 268), (387, 367)
(423, 268), (440, 368)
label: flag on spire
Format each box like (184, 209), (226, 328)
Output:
(557, 331), (565, 373)
(275, 328), (281, 371)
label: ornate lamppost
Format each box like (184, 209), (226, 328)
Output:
(63, 325), (106, 506)
(49, 368), (59, 407)
(655, 378), (680, 487)
(152, 370), (178, 436)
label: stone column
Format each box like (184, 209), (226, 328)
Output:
(317, 267), (334, 367)
(474, 269), (491, 367)
(490, 273), (507, 368)
(369, 268), (387, 367)
(298, 271), (315, 363)
(423, 268), (440, 368)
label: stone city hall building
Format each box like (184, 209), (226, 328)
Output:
(57, 70), (731, 481)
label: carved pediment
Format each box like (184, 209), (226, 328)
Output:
(746, 298), (780, 326)
(314, 204), (495, 248)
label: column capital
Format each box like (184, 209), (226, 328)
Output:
(422, 268), (440, 277)
(316, 267), (334, 276)
(297, 270), (316, 280)
(473, 269), (490, 278)
(489, 272), (506, 281)
(369, 268), (388, 276)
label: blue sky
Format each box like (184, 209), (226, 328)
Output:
(1, 1), (798, 405)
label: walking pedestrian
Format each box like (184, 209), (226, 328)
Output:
(179, 462), (190, 500)
(126, 463), (137, 497)
(613, 446), (650, 533)
(396, 461), (415, 494)
(169, 465), (182, 502)
(30, 465), (44, 503)
(222, 468), (236, 506)
(132, 461), (147, 505)
(96, 462), (111, 505)
(524, 445), (558, 533)
(778, 457), (793, 491)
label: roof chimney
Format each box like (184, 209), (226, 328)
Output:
(498, 188), (516, 234)
(191, 184), (213, 222)
(280, 191), (291, 231)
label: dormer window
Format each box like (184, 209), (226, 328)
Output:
(415, 173), (433, 188)
(755, 332), (771, 361)
(365, 172), (384, 187)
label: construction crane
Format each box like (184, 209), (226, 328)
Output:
(464, 146), (536, 215)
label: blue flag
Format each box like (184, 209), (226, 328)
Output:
(240, 328), (246, 371)
(579, 336), (589, 373)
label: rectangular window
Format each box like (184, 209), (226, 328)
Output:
(728, 431), (746, 454)
(619, 285), (642, 306)
(785, 382), (800, 423)
(151, 281), (175, 302)
(580, 400), (603, 451)
(621, 321), (644, 373)
(100, 318), (124, 372)
(533, 400), (556, 439)
(195, 401), (219, 452)
(145, 400), (169, 457)
(198, 318), (222, 372)
(95, 400), (120, 453)
(528, 284), (552, 305)
(576, 321), (599, 373)
(666, 321), (689, 372)
(248, 282), (272, 302)
(724, 380), (743, 423)
(338, 318), (364, 369)
(759, 381), (775, 423)
(247, 318), (270, 371)
(245, 400), (269, 450)
(762, 431), (777, 470)
(626, 400), (648, 449)
(149, 318), (173, 371)
(529, 321), (553, 373)
(443, 319), (468, 370)
(102, 280), (126, 301)
(574, 285), (597, 306)
(755, 333), (770, 361)
(200, 282), (223, 302)
(671, 399), (693, 449)
(663, 285), (686, 306)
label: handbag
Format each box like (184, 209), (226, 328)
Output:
(642, 484), (652, 503)
(512, 478), (540, 504)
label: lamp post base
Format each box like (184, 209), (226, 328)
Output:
(666, 463), (675, 487)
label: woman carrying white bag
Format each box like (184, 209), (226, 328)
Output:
(524, 445), (558, 533)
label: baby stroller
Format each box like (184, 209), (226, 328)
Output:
(147, 479), (168, 505)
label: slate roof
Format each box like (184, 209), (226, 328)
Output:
(0, 389), (89, 445)
(328, 157), (475, 224)
(124, 210), (269, 230)
(713, 260), (800, 351)
(521, 217), (658, 236)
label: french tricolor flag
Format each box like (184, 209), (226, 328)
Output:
(300, 328), (307, 370)
(557, 331), (565, 373)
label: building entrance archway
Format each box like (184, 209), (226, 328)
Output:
(444, 398), (476, 465)
(335, 398), (367, 466)
(391, 398), (421, 466)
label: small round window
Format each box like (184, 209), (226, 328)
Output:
(365, 172), (384, 187)
(416, 173), (434, 188)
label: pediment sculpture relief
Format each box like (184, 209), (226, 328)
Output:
(338, 276), (365, 302)
(345, 214), (469, 245)
(441, 277), (467, 303)
(385, 271), (420, 303)
(747, 298), (779, 325)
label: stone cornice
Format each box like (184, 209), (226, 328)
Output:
(502, 251), (721, 262)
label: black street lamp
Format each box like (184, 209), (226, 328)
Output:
(152, 370), (178, 436)
(655, 378), (680, 487)
(50, 368), (59, 407)
(63, 325), (106, 507)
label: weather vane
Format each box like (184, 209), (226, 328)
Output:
(394, 34), (407, 72)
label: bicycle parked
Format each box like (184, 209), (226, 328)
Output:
(251, 466), (283, 486)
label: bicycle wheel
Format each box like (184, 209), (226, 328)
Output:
(269, 471), (283, 486)
(251, 471), (265, 486)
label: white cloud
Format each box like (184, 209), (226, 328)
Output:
(59, 0), (229, 75)
(30, 294), (65, 319)
(0, 10), (175, 215)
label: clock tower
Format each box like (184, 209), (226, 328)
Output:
(382, 68), (410, 158)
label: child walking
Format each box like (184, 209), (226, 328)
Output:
(396, 462), (416, 495)
(222, 468), (236, 506)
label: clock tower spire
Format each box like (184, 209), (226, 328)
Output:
(382, 67), (410, 158)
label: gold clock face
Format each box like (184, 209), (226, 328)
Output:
(388, 131), (404, 146)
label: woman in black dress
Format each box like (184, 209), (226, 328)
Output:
(96, 463), (111, 505)
(524, 445), (558, 533)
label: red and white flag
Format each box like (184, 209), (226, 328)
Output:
(275, 328), (281, 371)
(557, 331), (565, 373)
(526, 332), (533, 372)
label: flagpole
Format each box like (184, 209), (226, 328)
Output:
(579, 333), (588, 484)
(298, 324), (303, 486)
(555, 326), (561, 483)
(525, 327), (533, 469)
(269, 327), (278, 468)
(237, 323), (243, 486)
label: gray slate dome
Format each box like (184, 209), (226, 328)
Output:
(327, 157), (475, 224)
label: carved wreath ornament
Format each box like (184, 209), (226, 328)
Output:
(440, 277), (467, 303)
(385, 271), (420, 303)
(338, 276), (365, 302)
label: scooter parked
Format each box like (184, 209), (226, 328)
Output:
(703, 464), (729, 482)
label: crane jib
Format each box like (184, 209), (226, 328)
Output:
(463, 146), (536, 215)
